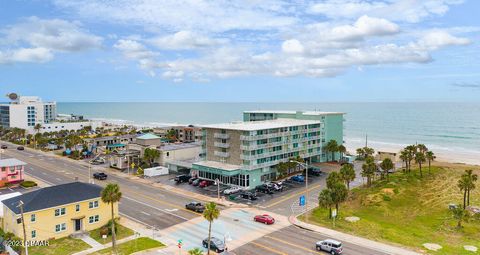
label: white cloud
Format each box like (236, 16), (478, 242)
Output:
(310, 0), (464, 23)
(282, 39), (304, 54)
(149, 31), (227, 50)
(0, 16), (102, 64)
(417, 30), (470, 50)
(113, 39), (162, 75)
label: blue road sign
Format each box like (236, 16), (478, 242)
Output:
(299, 195), (305, 206)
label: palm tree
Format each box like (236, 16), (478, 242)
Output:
(325, 140), (338, 162)
(339, 164), (355, 190)
(463, 170), (478, 206)
(405, 145), (416, 173)
(399, 150), (408, 173)
(458, 176), (469, 209)
(203, 202), (220, 255)
(361, 156), (376, 186)
(143, 148), (160, 167)
(33, 124), (42, 149)
(425, 151), (435, 175)
(363, 147), (375, 158)
(330, 182), (348, 214)
(326, 171), (342, 189)
(337, 144), (346, 161)
(318, 189), (334, 218)
(451, 206), (468, 228)
(415, 152), (426, 178)
(188, 248), (204, 255)
(101, 184), (122, 254)
(380, 158), (394, 181)
(356, 148), (365, 160)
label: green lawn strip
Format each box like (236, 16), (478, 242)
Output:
(90, 224), (135, 244)
(28, 237), (91, 255)
(89, 237), (165, 255)
(304, 166), (480, 255)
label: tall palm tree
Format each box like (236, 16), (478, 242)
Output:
(380, 158), (394, 181)
(339, 164), (355, 190)
(458, 176), (468, 209)
(463, 170), (478, 206)
(361, 156), (376, 186)
(337, 144), (346, 161)
(415, 152), (426, 178)
(33, 124), (42, 149)
(325, 140), (338, 162)
(425, 151), (435, 175)
(405, 145), (416, 173)
(143, 148), (160, 167)
(318, 189), (334, 218)
(101, 184), (122, 254)
(203, 202), (220, 255)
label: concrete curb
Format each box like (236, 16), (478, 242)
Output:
(288, 215), (422, 255)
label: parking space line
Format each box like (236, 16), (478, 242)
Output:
(250, 241), (288, 255)
(265, 183), (322, 208)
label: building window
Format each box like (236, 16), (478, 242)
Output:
(89, 215), (100, 224)
(55, 223), (66, 232)
(89, 201), (99, 209)
(76, 204), (80, 212)
(55, 208), (66, 216)
(1, 167), (5, 172)
(31, 214), (36, 222)
(31, 230), (36, 239)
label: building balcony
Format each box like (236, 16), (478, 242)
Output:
(214, 142), (230, 148)
(214, 151), (230, 158)
(214, 133), (230, 139)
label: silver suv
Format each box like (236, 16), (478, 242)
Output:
(316, 239), (343, 254)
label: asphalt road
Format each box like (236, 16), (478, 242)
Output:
(233, 225), (388, 255)
(2, 145), (201, 229)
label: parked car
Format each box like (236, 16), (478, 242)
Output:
(185, 202), (205, 213)
(174, 174), (191, 183)
(90, 157), (105, 165)
(266, 182), (284, 192)
(199, 180), (213, 188)
(223, 186), (243, 195)
(316, 239), (343, 254)
(93, 172), (108, 180)
(202, 237), (225, 253)
(16, 146), (24, 151)
(256, 184), (274, 194)
(254, 214), (275, 224)
(290, 175), (305, 182)
(188, 177), (198, 185)
(306, 167), (323, 176)
(192, 179), (201, 186)
(1, 145), (7, 149)
(240, 192), (257, 200)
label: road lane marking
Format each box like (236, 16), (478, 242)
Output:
(141, 211), (151, 216)
(124, 196), (190, 221)
(250, 241), (288, 255)
(264, 235), (322, 254)
(41, 172), (47, 175)
(56, 178), (62, 181)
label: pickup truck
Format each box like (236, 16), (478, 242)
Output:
(93, 172), (108, 180)
(185, 202), (205, 213)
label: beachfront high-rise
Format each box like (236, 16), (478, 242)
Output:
(191, 110), (344, 190)
(0, 96), (56, 131)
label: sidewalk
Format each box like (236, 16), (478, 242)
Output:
(72, 232), (138, 255)
(288, 216), (421, 255)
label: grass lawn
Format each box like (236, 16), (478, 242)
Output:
(89, 237), (165, 255)
(28, 237), (91, 255)
(304, 164), (480, 255)
(90, 224), (135, 244)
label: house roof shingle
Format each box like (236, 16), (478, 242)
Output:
(3, 182), (103, 214)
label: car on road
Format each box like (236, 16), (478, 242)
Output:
(90, 157), (106, 165)
(254, 214), (275, 224)
(1, 145), (7, 149)
(199, 180), (213, 188)
(202, 237), (225, 253)
(223, 186), (243, 195)
(256, 184), (274, 194)
(290, 175), (305, 182)
(240, 191), (257, 200)
(93, 172), (108, 180)
(185, 202), (205, 213)
(16, 146), (24, 151)
(174, 174), (191, 183)
(316, 239), (343, 254)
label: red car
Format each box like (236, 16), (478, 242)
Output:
(199, 180), (213, 188)
(254, 214), (275, 225)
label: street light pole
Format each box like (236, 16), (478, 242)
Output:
(290, 160), (309, 223)
(18, 200), (28, 255)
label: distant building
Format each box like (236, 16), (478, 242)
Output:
(84, 134), (137, 147)
(2, 182), (117, 240)
(376, 151), (401, 163)
(0, 95), (102, 134)
(153, 125), (203, 143)
(0, 158), (26, 187)
(155, 143), (201, 167)
(192, 110), (344, 190)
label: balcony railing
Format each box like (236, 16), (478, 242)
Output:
(214, 142), (230, 148)
(214, 133), (230, 139)
(214, 151), (230, 158)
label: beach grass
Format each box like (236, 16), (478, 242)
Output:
(303, 164), (480, 254)
(28, 237), (91, 255)
(88, 237), (165, 255)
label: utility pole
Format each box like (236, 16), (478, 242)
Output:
(18, 200), (28, 255)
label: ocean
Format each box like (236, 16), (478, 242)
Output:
(57, 102), (480, 165)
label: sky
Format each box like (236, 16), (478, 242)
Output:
(0, 0), (479, 102)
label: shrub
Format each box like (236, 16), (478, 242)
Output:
(102, 218), (119, 235)
(20, 181), (37, 188)
(382, 194), (392, 201)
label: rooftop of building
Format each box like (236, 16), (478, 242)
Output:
(244, 110), (345, 115)
(85, 134), (137, 142)
(0, 158), (27, 167)
(3, 182), (103, 214)
(160, 142), (201, 151)
(200, 118), (321, 131)
(193, 160), (241, 171)
(137, 133), (161, 140)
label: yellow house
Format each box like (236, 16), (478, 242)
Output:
(2, 182), (118, 241)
